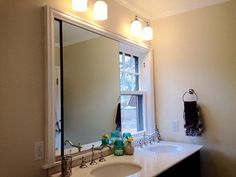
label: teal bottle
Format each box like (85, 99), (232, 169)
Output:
(114, 138), (124, 156)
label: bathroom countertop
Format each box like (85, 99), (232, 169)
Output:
(51, 141), (203, 177)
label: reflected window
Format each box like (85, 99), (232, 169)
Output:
(120, 52), (145, 134)
(119, 53), (139, 91)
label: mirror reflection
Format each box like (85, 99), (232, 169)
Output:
(54, 20), (120, 155)
(54, 19), (155, 159)
(54, 20), (62, 156)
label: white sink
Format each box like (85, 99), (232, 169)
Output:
(147, 145), (181, 153)
(90, 162), (142, 177)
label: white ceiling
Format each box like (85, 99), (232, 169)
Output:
(115, 0), (230, 20)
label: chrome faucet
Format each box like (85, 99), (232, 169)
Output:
(148, 136), (153, 145)
(95, 144), (112, 151)
(90, 145), (97, 165)
(139, 139), (144, 148)
(143, 132), (149, 146)
(64, 140), (82, 152)
(98, 151), (106, 162)
(89, 144), (112, 165)
(79, 156), (87, 168)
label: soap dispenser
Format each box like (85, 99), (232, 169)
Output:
(114, 138), (124, 156)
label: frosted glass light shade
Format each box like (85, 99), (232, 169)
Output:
(130, 19), (142, 37)
(143, 26), (153, 40)
(93, 1), (108, 20)
(72, 0), (88, 12)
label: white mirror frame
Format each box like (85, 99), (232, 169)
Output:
(44, 5), (151, 167)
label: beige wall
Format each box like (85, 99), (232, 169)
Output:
(64, 37), (119, 145)
(0, 1), (45, 177)
(152, 1), (236, 177)
(0, 1), (144, 177)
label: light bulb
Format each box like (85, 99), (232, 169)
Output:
(130, 18), (142, 37)
(93, 1), (108, 20)
(143, 25), (153, 40)
(72, 0), (88, 12)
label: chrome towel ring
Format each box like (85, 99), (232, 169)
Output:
(182, 89), (198, 102)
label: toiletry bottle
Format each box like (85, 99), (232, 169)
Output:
(110, 131), (120, 144)
(114, 138), (124, 156)
(122, 132), (131, 146)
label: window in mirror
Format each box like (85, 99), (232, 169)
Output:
(120, 52), (145, 134)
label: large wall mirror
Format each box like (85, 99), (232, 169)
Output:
(44, 7), (154, 166)
(54, 20), (120, 156)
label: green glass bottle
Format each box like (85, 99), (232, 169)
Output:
(114, 138), (124, 156)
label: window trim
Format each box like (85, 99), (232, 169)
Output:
(119, 44), (155, 137)
(119, 51), (145, 134)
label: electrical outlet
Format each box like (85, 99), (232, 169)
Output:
(34, 141), (44, 160)
(172, 120), (179, 132)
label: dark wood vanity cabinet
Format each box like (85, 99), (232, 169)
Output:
(157, 151), (201, 177)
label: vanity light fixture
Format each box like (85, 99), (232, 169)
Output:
(143, 22), (153, 41)
(130, 16), (142, 37)
(130, 16), (153, 41)
(71, 0), (108, 21)
(93, 1), (108, 21)
(72, 0), (88, 12)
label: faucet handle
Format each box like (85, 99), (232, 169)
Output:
(90, 145), (97, 165)
(148, 136), (153, 145)
(79, 156), (87, 168)
(155, 128), (161, 142)
(152, 135), (155, 142)
(143, 134), (149, 146)
(98, 151), (106, 162)
(77, 143), (82, 152)
(90, 159), (97, 165)
(139, 140), (143, 148)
